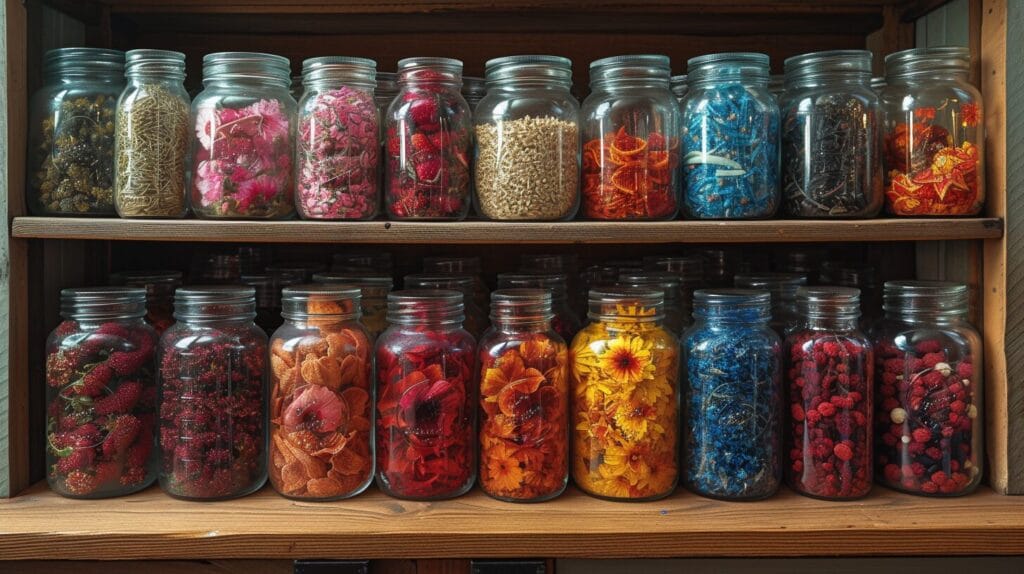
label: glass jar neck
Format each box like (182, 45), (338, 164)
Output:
(888, 70), (970, 83)
(690, 71), (767, 89)
(592, 77), (670, 92)
(204, 76), (289, 90)
(885, 310), (968, 326)
(305, 77), (375, 93)
(804, 315), (859, 331)
(787, 72), (871, 91)
(399, 67), (462, 90)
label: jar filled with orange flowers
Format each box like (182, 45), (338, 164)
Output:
(268, 285), (373, 500)
(478, 289), (569, 502)
(570, 287), (680, 500)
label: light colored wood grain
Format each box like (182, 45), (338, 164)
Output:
(8, 217), (1005, 245)
(1, 483), (1023, 560)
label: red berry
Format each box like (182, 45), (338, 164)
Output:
(79, 364), (113, 396)
(912, 428), (932, 443)
(63, 470), (98, 495)
(102, 415), (141, 458)
(408, 98), (438, 127)
(93, 381), (143, 416)
(833, 442), (854, 462)
(107, 350), (149, 377)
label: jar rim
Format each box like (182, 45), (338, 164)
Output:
(734, 272), (807, 288)
(175, 285), (256, 304)
(784, 50), (871, 76)
(203, 51), (290, 85)
(109, 270), (183, 284)
(485, 55), (572, 86)
(44, 47), (124, 76)
(302, 56), (377, 88)
(313, 272), (393, 288)
(422, 256), (481, 273)
(885, 46), (970, 80)
(589, 286), (664, 305)
(60, 287), (147, 320)
(694, 288), (770, 306)
(492, 288), (553, 304)
(405, 273), (474, 289)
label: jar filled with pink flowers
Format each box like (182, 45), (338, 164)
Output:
(190, 52), (296, 219)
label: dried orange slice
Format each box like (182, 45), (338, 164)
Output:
(610, 127), (647, 162)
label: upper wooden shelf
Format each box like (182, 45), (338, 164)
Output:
(1, 483), (1023, 560)
(10, 216), (1004, 245)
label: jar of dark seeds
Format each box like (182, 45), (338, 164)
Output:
(28, 48), (125, 215)
(115, 50), (190, 218)
(780, 50), (882, 218)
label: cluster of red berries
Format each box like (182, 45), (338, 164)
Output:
(46, 320), (157, 497)
(786, 333), (873, 500)
(875, 338), (978, 495)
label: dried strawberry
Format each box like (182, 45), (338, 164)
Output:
(93, 381), (142, 415)
(408, 98), (438, 127)
(102, 415), (141, 458)
(64, 470), (98, 495)
(415, 157), (442, 181)
(54, 443), (96, 475)
(107, 349), (149, 377)
(78, 363), (113, 396)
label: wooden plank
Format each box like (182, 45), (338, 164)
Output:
(1, 484), (1023, 560)
(4, 561), (294, 573)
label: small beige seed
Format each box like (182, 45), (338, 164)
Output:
(967, 404), (978, 419)
(934, 362), (952, 376)
(890, 407), (907, 424)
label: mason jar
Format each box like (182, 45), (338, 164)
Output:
(296, 57), (379, 220)
(157, 286), (268, 500)
(618, 270), (688, 334)
(581, 55), (680, 220)
(781, 50), (882, 218)
(28, 48), (124, 215)
(313, 271), (393, 339)
(404, 273), (488, 338)
(571, 287), (679, 500)
(683, 289), (782, 500)
(332, 251), (394, 274)
(190, 52), (296, 219)
(643, 254), (705, 317)
(422, 255), (490, 314)
(108, 270), (182, 334)
(881, 47), (984, 216)
(874, 281), (982, 496)
(45, 287), (158, 498)
(474, 55), (580, 221)
(785, 287), (873, 500)
(268, 285), (374, 500)
(496, 271), (582, 341)
(375, 290), (477, 500)
(683, 53), (780, 219)
(462, 76), (487, 111)
(671, 74), (688, 102)
(478, 289), (569, 502)
(734, 272), (808, 335)
(384, 58), (472, 220)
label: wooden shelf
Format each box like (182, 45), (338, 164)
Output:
(1, 483), (1023, 560)
(10, 217), (1004, 245)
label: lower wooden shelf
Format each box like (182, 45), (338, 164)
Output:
(1, 482), (1023, 560)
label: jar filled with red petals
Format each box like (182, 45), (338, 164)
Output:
(269, 285), (373, 500)
(478, 289), (569, 502)
(313, 272), (393, 339)
(375, 290), (477, 500)
(190, 52), (296, 219)
(881, 47), (984, 216)
(404, 273), (488, 338)
(384, 57), (472, 220)
(296, 57), (379, 220)
(46, 287), (158, 498)
(785, 287), (873, 500)
(109, 270), (182, 335)
(157, 286), (267, 500)
(874, 281), (982, 496)
(497, 272), (581, 341)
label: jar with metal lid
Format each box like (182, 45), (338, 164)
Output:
(190, 52), (296, 219)
(785, 287), (873, 500)
(115, 49), (190, 218)
(683, 289), (782, 500)
(385, 57), (472, 220)
(375, 290), (477, 500)
(45, 287), (158, 498)
(618, 270), (688, 334)
(497, 272), (581, 341)
(29, 48), (124, 215)
(581, 55), (680, 220)
(109, 270), (183, 334)
(157, 286), (268, 500)
(478, 289), (569, 502)
(268, 285), (374, 500)
(474, 55), (580, 221)
(781, 50), (882, 218)
(571, 287), (679, 500)
(313, 272), (393, 339)
(881, 47), (984, 216)
(404, 273), (488, 338)
(818, 260), (881, 325)
(874, 281), (982, 496)
(683, 53), (780, 219)
(734, 272), (807, 335)
(296, 57), (379, 220)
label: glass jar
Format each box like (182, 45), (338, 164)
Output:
(462, 76), (487, 111)
(819, 261), (881, 326)
(296, 57), (379, 220)
(157, 286), (268, 500)
(404, 274), (488, 338)
(313, 272), (393, 339)
(474, 55), (580, 221)
(241, 273), (290, 335)
(45, 287), (158, 498)
(29, 48), (124, 215)
(190, 52), (296, 219)
(478, 289), (569, 502)
(496, 272), (582, 341)
(290, 73), (303, 101)
(785, 287), (873, 500)
(618, 271), (688, 334)
(643, 255), (705, 316)
(422, 255), (490, 313)
(384, 57), (472, 220)
(375, 290), (477, 499)
(683, 289), (782, 500)
(109, 270), (182, 334)
(332, 251), (394, 274)
(874, 281), (982, 496)
(581, 55), (680, 220)
(570, 287), (679, 500)
(194, 252), (241, 284)
(733, 272), (807, 335)
(697, 248), (739, 288)
(871, 77), (887, 94)
(114, 49), (190, 218)
(683, 53), (780, 219)
(881, 47), (984, 216)
(268, 285), (374, 500)
(266, 262), (327, 283)
(768, 74), (785, 101)
(671, 74), (688, 102)
(781, 50), (882, 218)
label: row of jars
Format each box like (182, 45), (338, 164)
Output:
(28, 46), (983, 220)
(45, 278), (981, 502)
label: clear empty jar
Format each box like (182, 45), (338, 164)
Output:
(618, 270), (688, 334)
(581, 55), (680, 220)
(734, 272), (807, 335)
(29, 48), (124, 215)
(881, 47), (984, 216)
(474, 55), (580, 221)
(313, 272), (393, 339)
(190, 52), (296, 219)
(422, 255), (490, 313)
(496, 271), (582, 341)
(671, 74), (688, 102)
(462, 76), (487, 111)
(157, 286), (268, 500)
(109, 270), (182, 334)
(404, 273), (488, 337)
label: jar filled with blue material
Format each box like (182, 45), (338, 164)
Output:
(683, 53), (780, 219)
(683, 289), (782, 500)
